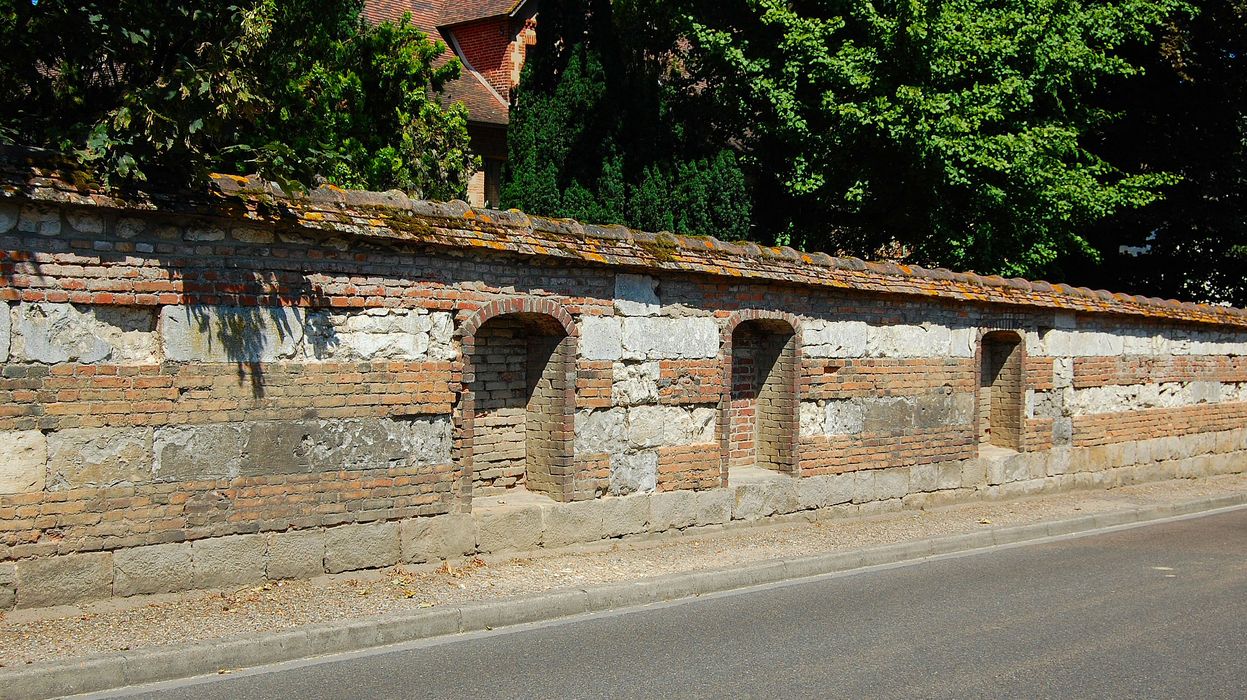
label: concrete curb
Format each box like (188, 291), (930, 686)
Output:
(6, 493), (1247, 699)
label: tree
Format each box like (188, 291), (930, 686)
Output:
(680, 0), (1188, 278)
(0, 0), (478, 197)
(1080, 0), (1247, 304)
(501, 0), (752, 239)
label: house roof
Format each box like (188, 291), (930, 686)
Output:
(362, 0), (520, 126)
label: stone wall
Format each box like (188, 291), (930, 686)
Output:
(2, 162), (1247, 609)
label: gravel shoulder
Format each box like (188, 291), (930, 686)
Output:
(3, 474), (1246, 668)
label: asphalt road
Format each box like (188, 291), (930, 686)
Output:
(107, 510), (1247, 700)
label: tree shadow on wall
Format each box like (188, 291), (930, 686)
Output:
(187, 272), (338, 398)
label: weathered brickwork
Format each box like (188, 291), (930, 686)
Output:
(2, 158), (1247, 609)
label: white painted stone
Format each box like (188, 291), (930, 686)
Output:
(160, 305), (305, 362)
(802, 320), (867, 358)
(0, 431), (47, 494)
(13, 303), (157, 364)
(610, 451), (657, 495)
(580, 316), (623, 361)
(612, 361), (659, 406)
(621, 317), (718, 360)
(824, 400), (865, 435)
(575, 408), (627, 455)
(0, 302), (9, 362)
(614, 273), (661, 316)
(866, 323), (953, 358)
(18, 205), (60, 236)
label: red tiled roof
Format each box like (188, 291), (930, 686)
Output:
(363, 0), (518, 126)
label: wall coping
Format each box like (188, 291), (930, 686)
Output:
(4, 148), (1246, 329)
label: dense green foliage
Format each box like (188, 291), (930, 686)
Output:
(1081, 0), (1247, 305)
(0, 0), (478, 197)
(501, 0), (752, 239)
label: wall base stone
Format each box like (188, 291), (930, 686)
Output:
(266, 530), (326, 580)
(400, 514), (476, 564)
(16, 552), (112, 609)
(113, 543), (193, 597)
(192, 535), (266, 589)
(324, 522), (400, 574)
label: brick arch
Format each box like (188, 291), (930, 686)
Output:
(454, 297), (578, 506)
(719, 311), (803, 486)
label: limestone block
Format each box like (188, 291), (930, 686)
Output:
(160, 304), (306, 362)
(621, 317), (718, 360)
(153, 424), (242, 481)
(473, 505), (544, 553)
(799, 402), (825, 437)
(648, 489), (732, 531)
(0, 203), (17, 233)
(323, 522), (401, 574)
(852, 469), (878, 503)
(192, 534), (267, 589)
(400, 514), (476, 563)
(0, 430), (47, 494)
(0, 302), (10, 362)
(65, 209), (106, 233)
(802, 320), (867, 358)
(987, 453), (1030, 485)
(866, 323), (952, 358)
(824, 400), (865, 435)
(733, 478), (799, 520)
(610, 451), (658, 495)
(580, 316), (623, 361)
(862, 396), (915, 432)
(186, 225), (225, 241)
(46, 427), (152, 489)
(12, 303), (157, 364)
(936, 461), (964, 490)
(232, 226), (275, 244)
(948, 327), (976, 358)
(797, 473), (854, 510)
(875, 467), (910, 500)
(1042, 330), (1124, 357)
(961, 458), (987, 487)
(543, 496), (648, 548)
(615, 273), (661, 316)
(626, 405), (714, 449)
(113, 543), (192, 596)
(266, 530), (326, 580)
(909, 464), (940, 493)
(18, 205), (61, 236)
(612, 361), (660, 406)
(17, 552), (113, 608)
(314, 416), (451, 470)
(115, 217), (147, 239)
(575, 409), (627, 455)
(306, 308), (450, 361)
(0, 562), (14, 610)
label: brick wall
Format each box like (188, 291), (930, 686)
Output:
(2, 167), (1247, 608)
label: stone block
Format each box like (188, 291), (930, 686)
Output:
(824, 400), (865, 435)
(575, 408), (627, 455)
(961, 458), (987, 487)
(315, 416), (450, 471)
(609, 451), (658, 495)
(0, 203), (17, 233)
(648, 488), (732, 531)
(797, 473), (854, 510)
(400, 514), (476, 564)
(862, 397), (915, 432)
(46, 427), (152, 489)
(621, 317), (718, 360)
(732, 477), (799, 520)
(266, 530), (326, 580)
(192, 534), (267, 589)
(580, 316), (623, 361)
(875, 467), (910, 500)
(615, 273), (661, 316)
(802, 320), (868, 358)
(0, 301), (9, 362)
(625, 405), (715, 449)
(66, 210), (106, 233)
(0, 430), (47, 494)
(18, 205), (60, 236)
(323, 522), (401, 574)
(153, 424), (242, 481)
(473, 505), (544, 553)
(867, 323), (953, 358)
(612, 361), (660, 406)
(240, 421), (317, 475)
(17, 552), (113, 608)
(852, 469), (878, 503)
(936, 462), (964, 490)
(160, 304), (307, 362)
(113, 543), (192, 596)
(0, 562), (14, 610)
(909, 464), (939, 493)
(544, 495), (649, 548)
(12, 303), (157, 364)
